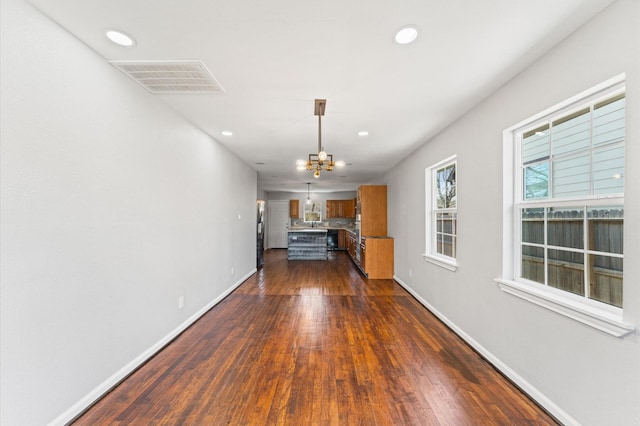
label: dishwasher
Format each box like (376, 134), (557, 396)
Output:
(327, 229), (338, 251)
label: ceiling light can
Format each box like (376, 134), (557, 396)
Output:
(105, 29), (136, 47)
(394, 25), (419, 45)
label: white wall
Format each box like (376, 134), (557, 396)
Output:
(0, 0), (257, 424)
(386, 1), (640, 425)
(267, 190), (357, 219)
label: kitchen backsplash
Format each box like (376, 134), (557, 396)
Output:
(291, 218), (356, 229)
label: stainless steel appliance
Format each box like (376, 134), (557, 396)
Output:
(354, 221), (361, 261)
(327, 229), (338, 250)
(257, 201), (265, 268)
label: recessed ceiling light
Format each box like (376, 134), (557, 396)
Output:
(357, 131), (369, 136)
(221, 131), (233, 136)
(105, 29), (136, 47)
(394, 25), (419, 45)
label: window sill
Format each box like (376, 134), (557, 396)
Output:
(422, 254), (458, 271)
(495, 278), (634, 338)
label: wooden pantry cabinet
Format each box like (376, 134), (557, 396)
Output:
(358, 185), (387, 237)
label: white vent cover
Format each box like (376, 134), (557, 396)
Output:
(109, 60), (224, 94)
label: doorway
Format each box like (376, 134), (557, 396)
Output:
(268, 200), (289, 249)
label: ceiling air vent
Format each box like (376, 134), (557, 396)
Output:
(109, 60), (224, 94)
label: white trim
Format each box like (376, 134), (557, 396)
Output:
(393, 275), (580, 426)
(425, 154), (458, 262)
(495, 278), (634, 338)
(422, 253), (458, 271)
(506, 73), (625, 132)
(48, 268), (257, 426)
(502, 75), (628, 314)
(426, 154), (458, 175)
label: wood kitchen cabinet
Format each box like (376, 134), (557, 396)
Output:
(362, 237), (394, 279)
(325, 200), (336, 218)
(344, 231), (394, 279)
(346, 231), (356, 259)
(337, 229), (346, 249)
(289, 199), (299, 218)
(326, 199), (353, 218)
(344, 199), (356, 218)
(358, 185), (387, 237)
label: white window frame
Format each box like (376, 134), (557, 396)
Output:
(495, 74), (634, 337)
(423, 155), (458, 271)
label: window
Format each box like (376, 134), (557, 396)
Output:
(424, 155), (457, 271)
(518, 89), (625, 307)
(304, 201), (322, 222)
(497, 75), (634, 337)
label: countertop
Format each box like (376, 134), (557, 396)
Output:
(288, 228), (328, 233)
(289, 226), (355, 232)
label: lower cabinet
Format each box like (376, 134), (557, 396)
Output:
(361, 237), (393, 279)
(344, 231), (394, 279)
(338, 229), (346, 250)
(346, 231), (356, 258)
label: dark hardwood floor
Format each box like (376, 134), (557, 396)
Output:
(74, 249), (557, 425)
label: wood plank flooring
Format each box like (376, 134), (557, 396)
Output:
(73, 249), (557, 425)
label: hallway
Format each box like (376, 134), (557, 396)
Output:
(74, 250), (556, 425)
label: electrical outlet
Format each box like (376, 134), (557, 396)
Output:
(178, 296), (184, 309)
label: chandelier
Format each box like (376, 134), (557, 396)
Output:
(296, 99), (345, 178)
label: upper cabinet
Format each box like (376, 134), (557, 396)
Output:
(358, 185), (387, 236)
(289, 199), (300, 218)
(344, 199), (356, 218)
(326, 199), (356, 219)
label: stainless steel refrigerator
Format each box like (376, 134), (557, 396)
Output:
(256, 200), (265, 268)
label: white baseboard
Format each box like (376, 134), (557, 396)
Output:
(393, 275), (579, 426)
(48, 268), (256, 426)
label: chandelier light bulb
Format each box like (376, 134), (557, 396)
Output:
(314, 170), (320, 178)
(318, 150), (328, 161)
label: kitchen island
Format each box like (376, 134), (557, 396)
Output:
(287, 229), (328, 260)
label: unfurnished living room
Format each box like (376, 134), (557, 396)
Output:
(1, 0), (639, 425)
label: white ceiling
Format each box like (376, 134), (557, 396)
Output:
(27, 0), (615, 193)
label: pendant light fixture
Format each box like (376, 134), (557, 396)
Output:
(296, 99), (345, 178)
(306, 183), (312, 204)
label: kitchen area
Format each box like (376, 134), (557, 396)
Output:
(284, 185), (393, 279)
